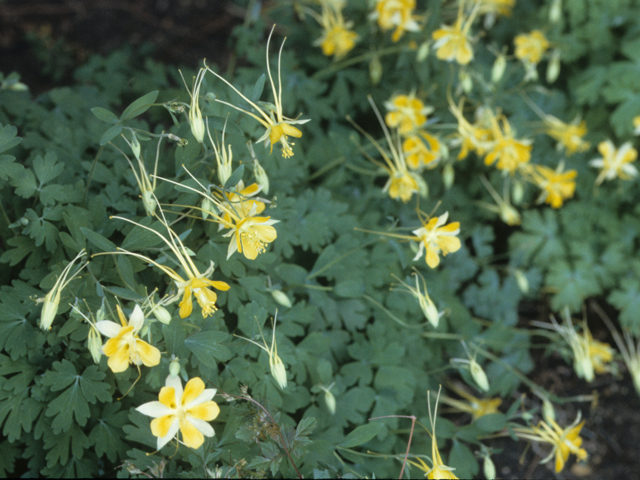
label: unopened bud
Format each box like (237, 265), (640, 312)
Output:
(459, 70), (473, 94)
(492, 54), (506, 83)
(40, 296), (59, 331)
(514, 269), (529, 294)
(417, 41), (430, 62)
(271, 290), (292, 308)
(324, 389), (336, 415)
(20, 216), (29, 226)
(169, 357), (181, 378)
(131, 133), (141, 161)
(415, 174), (429, 198)
(201, 196), (216, 220)
(546, 50), (561, 83)
(253, 159), (270, 195)
(549, 0), (562, 23)
(87, 326), (102, 363)
(369, 56), (383, 86)
(483, 455), (496, 480)
(512, 180), (524, 204)
(141, 190), (157, 217)
(153, 305), (172, 324)
(7, 82), (28, 91)
(542, 398), (556, 423)
(470, 359), (490, 392)
(443, 163), (455, 190)
(270, 354), (287, 390)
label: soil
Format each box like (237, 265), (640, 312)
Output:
(1, 1), (639, 479)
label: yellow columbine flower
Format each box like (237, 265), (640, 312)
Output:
(371, 0), (420, 42)
(431, 1), (480, 65)
(348, 96), (426, 203)
(589, 140), (638, 185)
(529, 163), (577, 209)
(412, 211), (461, 269)
(207, 27), (310, 157)
(409, 389), (459, 479)
(313, 0), (358, 59)
(109, 214), (230, 318)
(543, 115), (590, 155)
(514, 30), (549, 65)
(402, 131), (442, 169)
(136, 375), (220, 450)
(38, 250), (88, 330)
(448, 95), (494, 160)
(236, 313), (287, 389)
(439, 384), (502, 422)
(96, 305), (161, 373)
(384, 93), (434, 135)
(484, 113), (532, 174)
(513, 412), (588, 473)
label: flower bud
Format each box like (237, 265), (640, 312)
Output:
(271, 290), (292, 308)
(470, 359), (490, 392)
(542, 398), (556, 423)
(201, 196), (216, 220)
(270, 354), (288, 390)
(169, 357), (181, 378)
(549, 0), (562, 23)
(20, 216), (29, 226)
(512, 180), (524, 204)
(87, 326), (102, 363)
(253, 158), (270, 195)
(417, 41), (430, 62)
(153, 305), (172, 324)
(514, 269), (529, 294)
(443, 163), (455, 190)
(492, 54), (506, 83)
(546, 50), (561, 84)
(369, 56), (382, 86)
(40, 294), (59, 331)
(483, 455), (496, 480)
(141, 190), (157, 217)
(324, 389), (336, 415)
(130, 133), (141, 161)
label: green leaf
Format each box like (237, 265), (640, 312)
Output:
(334, 279), (364, 298)
(80, 227), (117, 252)
(474, 413), (507, 432)
(547, 260), (600, 312)
(185, 331), (232, 367)
(0, 440), (20, 477)
(11, 169), (37, 198)
(0, 388), (42, 442)
(205, 116), (245, 136)
(99, 124), (123, 145)
(91, 107), (119, 124)
(89, 403), (129, 463)
(449, 440), (479, 479)
(0, 124), (21, 155)
(251, 73), (266, 101)
(339, 422), (385, 448)
(41, 361), (111, 433)
(33, 151), (64, 185)
(120, 90), (159, 121)
(120, 219), (165, 251)
(43, 424), (90, 467)
(224, 164), (245, 190)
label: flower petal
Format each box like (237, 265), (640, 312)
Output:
(129, 305), (145, 332)
(107, 345), (130, 373)
(157, 418), (181, 450)
(96, 320), (122, 338)
(137, 400), (174, 418)
(187, 401), (220, 422)
(182, 377), (205, 407)
(151, 414), (177, 439)
(135, 339), (161, 367)
(179, 416), (205, 449)
(188, 417), (215, 437)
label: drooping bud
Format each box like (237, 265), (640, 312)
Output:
(271, 290), (292, 308)
(512, 180), (524, 204)
(546, 50), (561, 83)
(169, 357), (181, 378)
(141, 190), (157, 217)
(253, 158), (270, 195)
(87, 325), (102, 363)
(417, 41), (430, 62)
(130, 132), (141, 161)
(470, 358), (490, 392)
(549, 0), (562, 23)
(153, 305), (172, 324)
(542, 398), (556, 423)
(270, 353), (288, 390)
(323, 388), (336, 415)
(443, 163), (455, 190)
(514, 269), (529, 294)
(483, 455), (496, 480)
(459, 70), (473, 94)
(369, 56), (383, 85)
(491, 54), (506, 83)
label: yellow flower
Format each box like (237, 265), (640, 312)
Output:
(222, 208), (279, 261)
(432, 2), (480, 65)
(402, 131), (442, 169)
(412, 211), (461, 268)
(371, 0), (420, 42)
(514, 412), (588, 473)
(384, 93), (434, 134)
(348, 96), (426, 203)
(543, 115), (590, 155)
(313, 1), (358, 59)
(136, 375), (220, 450)
(514, 30), (549, 65)
(38, 250), (88, 330)
(484, 114), (532, 174)
(218, 181), (266, 222)
(96, 305), (161, 373)
(409, 389), (459, 479)
(589, 140), (638, 185)
(448, 96), (494, 160)
(207, 27), (310, 158)
(585, 330), (614, 374)
(439, 384), (502, 422)
(529, 163), (577, 209)
(109, 214), (230, 318)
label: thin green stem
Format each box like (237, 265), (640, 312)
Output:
(312, 45), (412, 80)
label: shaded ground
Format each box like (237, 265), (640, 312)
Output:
(1, 1), (639, 478)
